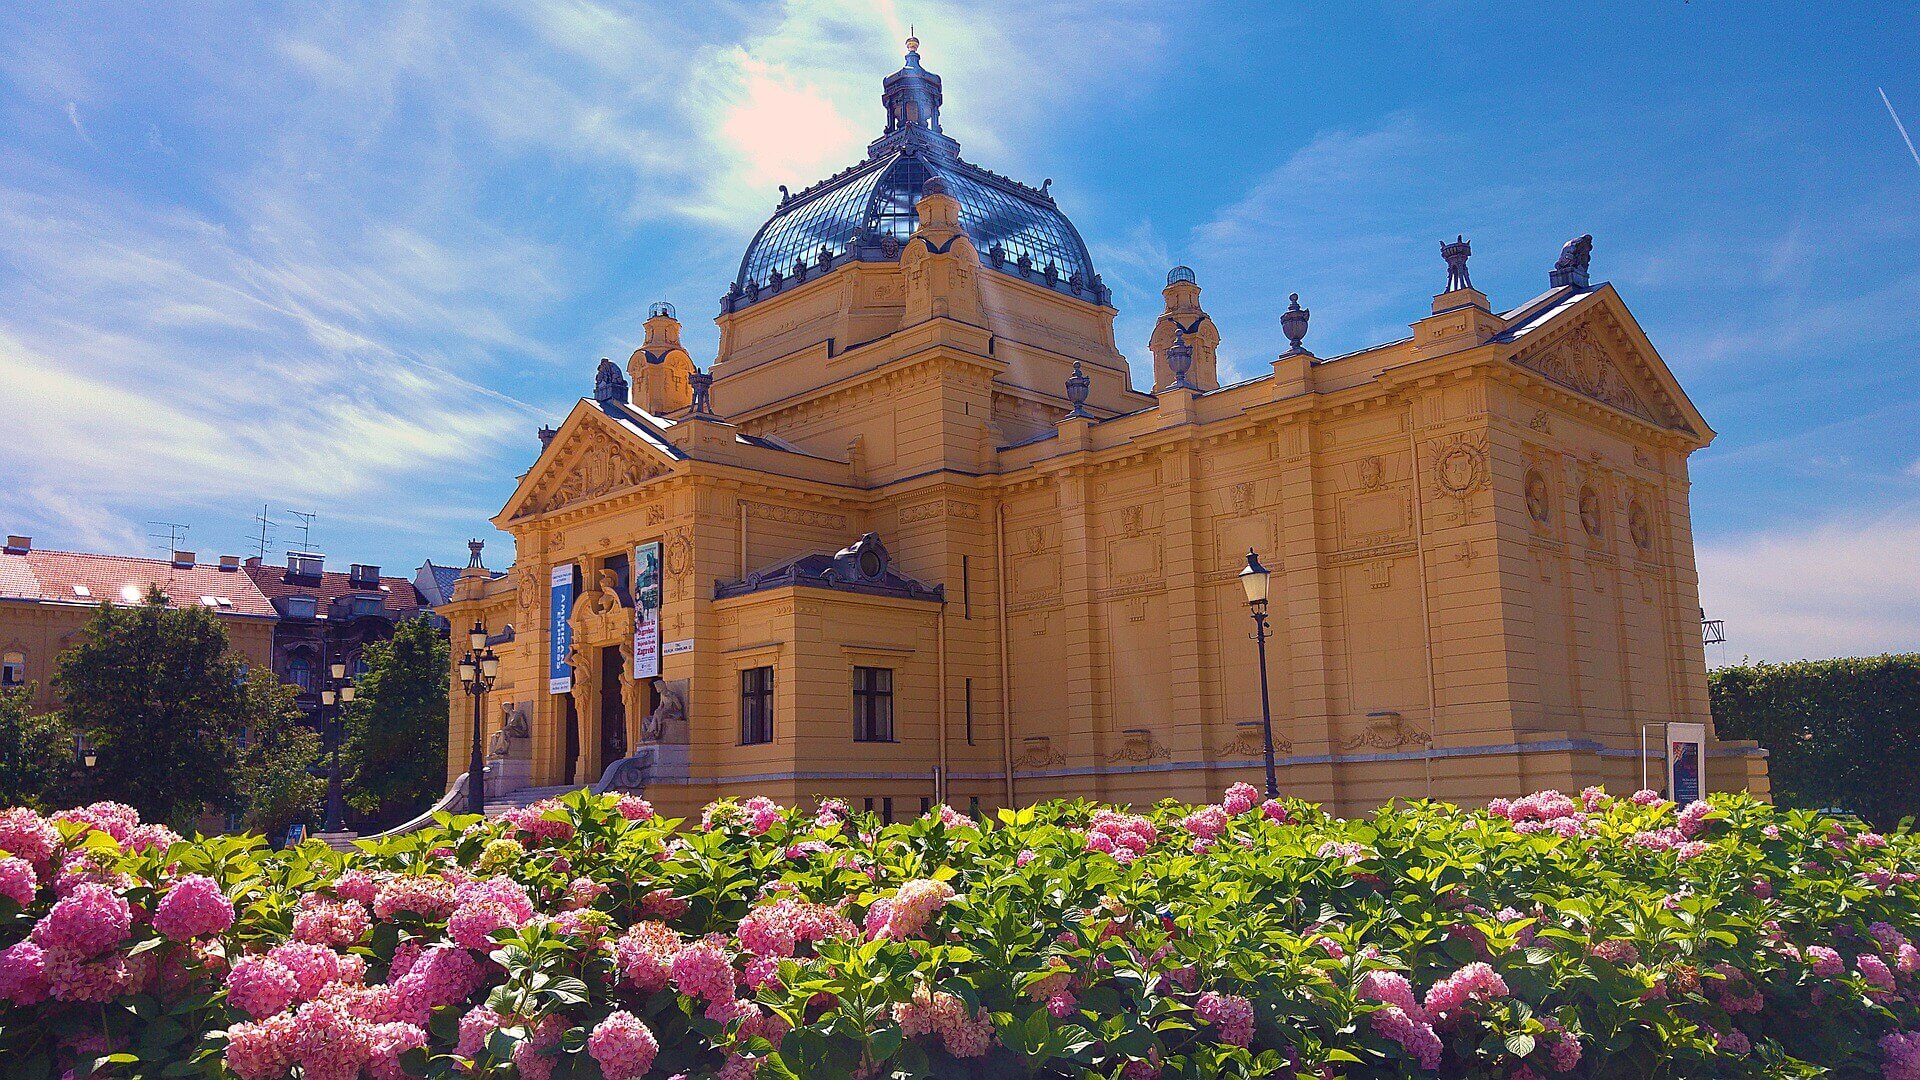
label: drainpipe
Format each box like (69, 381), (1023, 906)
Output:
(936, 597), (950, 806)
(995, 504), (1016, 807)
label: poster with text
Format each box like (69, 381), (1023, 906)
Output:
(1667, 721), (1705, 803)
(633, 541), (662, 679)
(549, 563), (575, 694)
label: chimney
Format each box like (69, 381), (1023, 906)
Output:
(172, 550), (196, 569)
(287, 551), (324, 577)
(219, 555), (240, 572)
(3, 535), (28, 555)
(349, 563), (380, 586)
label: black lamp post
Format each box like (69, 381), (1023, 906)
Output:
(1239, 549), (1278, 799)
(459, 621), (499, 816)
(73, 734), (96, 770)
(321, 659), (354, 833)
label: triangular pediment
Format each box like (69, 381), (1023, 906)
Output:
(499, 402), (678, 523)
(1507, 288), (1707, 438)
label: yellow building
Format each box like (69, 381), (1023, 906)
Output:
(0, 537), (277, 711)
(442, 39), (1765, 819)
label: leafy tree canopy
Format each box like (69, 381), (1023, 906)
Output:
(0, 685), (72, 811)
(54, 588), (255, 827)
(342, 615), (449, 828)
(231, 669), (324, 839)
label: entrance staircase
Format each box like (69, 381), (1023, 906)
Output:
(481, 783), (585, 817)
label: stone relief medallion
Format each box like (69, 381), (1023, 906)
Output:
(1628, 500), (1653, 552)
(516, 567), (538, 613)
(664, 529), (693, 578)
(1579, 486), (1605, 539)
(1431, 435), (1488, 504)
(1525, 471), (1552, 526)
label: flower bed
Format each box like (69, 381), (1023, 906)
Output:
(3, 785), (1920, 1077)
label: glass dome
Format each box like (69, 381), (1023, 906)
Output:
(724, 39), (1106, 313)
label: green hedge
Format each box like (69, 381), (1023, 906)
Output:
(1711, 653), (1920, 827)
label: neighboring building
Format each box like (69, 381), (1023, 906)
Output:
(414, 560), (468, 608)
(440, 38), (1766, 818)
(0, 536), (276, 710)
(243, 553), (427, 722)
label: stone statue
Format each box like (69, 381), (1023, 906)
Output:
(1551, 234), (1593, 288)
(593, 358), (628, 405)
(642, 678), (686, 743)
(585, 567), (622, 617)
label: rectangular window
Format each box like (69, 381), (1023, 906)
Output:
(739, 667), (773, 745)
(882, 797), (894, 824)
(920, 796), (931, 816)
(852, 666), (894, 742)
(964, 678), (973, 745)
(864, 797), (875, 814)
(1, 659), (23, 687)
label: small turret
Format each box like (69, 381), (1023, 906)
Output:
(1150, 265), (1220, 392)
(899, 175), (984, 326)
(629, 301), (696, 415)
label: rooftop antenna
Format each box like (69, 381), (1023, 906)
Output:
(284, 509), (316, 553)
(250, 504), (277, 560)
(147, 521), (190, 556)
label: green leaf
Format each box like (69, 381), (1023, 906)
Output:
(1505, 1034), (1537, 1057)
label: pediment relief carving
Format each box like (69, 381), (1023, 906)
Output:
(522, 427), (669, 517)
(1512, 312), (1703, 434)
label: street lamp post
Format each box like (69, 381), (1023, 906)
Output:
(1239, 549), (1279, 799)
(459, 621), (499, 816)
(321, 657), (354, 834)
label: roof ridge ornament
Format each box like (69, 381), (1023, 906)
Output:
(1551, 234), (1593, 289)
(1065, 360), (1092, 418)
(1166, 327), (1198, 391)
(1442, 234), (1472, 292)
(593, 357), (628, 407)
(1281, 293), (1312, 356)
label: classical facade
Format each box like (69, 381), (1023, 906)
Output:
(0, 536), (276, 710)
(442, 39), (1765, 818)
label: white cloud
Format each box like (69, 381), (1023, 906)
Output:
(1697, 515), (1920, 663)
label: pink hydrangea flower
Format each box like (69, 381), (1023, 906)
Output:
(1630, 789), (1661, 806)
(589, 1011), (660, 1079)
(1356, 970), (1425, 1020)
(0, 855), (36, 907)
(1807, 946), (1844, 977)
(1195, 991), (1254, 1047)
(1369, 1005), (1442, 1070)
(1261, 799), (1290, 823)
(1182, 805), (1229, 841)
(225, 1012), (297, 1079)
(864, 879), (955, 941)
(1015, 849), (1037, 867)
(1882, 1030), (1920, 1080)
(455, 1004), (503, 1058)
(671, 939), (738, 1002)
(1223, 783), (1260, 815)
(893, 987), (995, 1058)
(0, 941), (50, 1004)
(1860, 953), (1898, 993)
(1422, 962), (1508, 1023)
(226, 955), (299, 1018)
(1676, 800), (1714, 838)
(372, 875), (455, 920)
(615, 795), (655, 820)
(52, 801), (139, 843)
(292, 896), (372, 947)
(30, 881), (131, 957)
(152, 874), (233, 940)
(0, 807), (61, 869)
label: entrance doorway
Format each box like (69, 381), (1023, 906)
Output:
(599, 644), (627, 769)
(562, 696), (580, 785)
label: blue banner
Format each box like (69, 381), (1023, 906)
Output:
(549, 563), (574, 694)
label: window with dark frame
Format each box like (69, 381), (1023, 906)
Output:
(740, 666), (774, 745)
(852, 666), (894, 742)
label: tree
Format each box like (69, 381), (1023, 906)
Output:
(0, 685), (73, 810)
(54, 588), (253, 826)
(342, 615), (450, 828)
(230, 670), (324, 839)
(1710, 653), (1920, 827)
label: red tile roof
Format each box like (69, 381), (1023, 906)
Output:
(242, 558), (426, 616)
(0, 549), (277, 618)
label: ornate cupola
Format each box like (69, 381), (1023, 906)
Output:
(869, 32), (960, 159)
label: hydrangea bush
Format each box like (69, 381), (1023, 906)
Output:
(3, 785), (1920, 1077)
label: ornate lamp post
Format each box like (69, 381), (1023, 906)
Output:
(459, 621), (499, 815)
(321, 659), (354, 833)
(1238, 549), (1278, 799)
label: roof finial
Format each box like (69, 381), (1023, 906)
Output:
(906, 26), (919, 54)
(1441, 234), (1472, 292)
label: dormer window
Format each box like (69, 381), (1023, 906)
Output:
(348, 563), (380, 586)
(285, 596), (317, 619)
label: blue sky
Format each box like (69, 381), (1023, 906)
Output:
(1, 2), (1915, 662)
